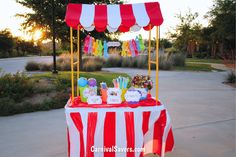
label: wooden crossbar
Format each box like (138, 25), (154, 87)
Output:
(150, 61), (156, 64)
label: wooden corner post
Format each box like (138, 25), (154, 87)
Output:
(148, 25), (152, 77)
(156, 26), (159, 103)
(77, 26), (80, 96)
(70, 27), (74, 102)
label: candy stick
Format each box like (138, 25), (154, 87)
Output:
(116, 78), (119, 88)
(113, 79), (115, 87)
(125, 78), (128, 89)
(120, 77), (123, 89)
(122, 77), (125, 89)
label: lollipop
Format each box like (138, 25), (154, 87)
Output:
(88, 78), (97, 87)
(78, 77), (88, 87)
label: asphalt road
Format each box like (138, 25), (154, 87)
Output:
(0, 56), (52, 74)
(0, 58), (235, 157)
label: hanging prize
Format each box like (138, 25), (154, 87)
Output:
(103, 40), (109, 58)
(135, 36), (141, 52)
(129, 40), (135, 57)
(83, 35), (90, 53)
(139, 34), (145, 51)
(132, 39), (138, 56)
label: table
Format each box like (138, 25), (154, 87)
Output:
(65, 97), (174, 157)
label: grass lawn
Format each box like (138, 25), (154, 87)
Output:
(0, 71), (130, 116)
(173, 63), (222, 71)
(33, 71), (131, 87)
(186, 58), (222, 64)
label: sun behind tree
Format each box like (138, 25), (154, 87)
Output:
(33, 30), (42, 41)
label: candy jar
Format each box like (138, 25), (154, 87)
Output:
(88, 78), (97, 96)
(78, 77), (88, 102)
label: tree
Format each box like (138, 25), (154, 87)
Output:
(160, 39), (172, 49)
(17, 0), (122, 42)
(0, 29), (14, 53)
(17, 0), (122, 68)
(206, 0), (235, 59)
(15, 38), (41, 56)
(168, 10), (203, 56)
(0, 29), (41, 58)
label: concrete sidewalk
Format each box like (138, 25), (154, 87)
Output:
(0, 69), (235, 157)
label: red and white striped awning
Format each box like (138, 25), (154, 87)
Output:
(65, 2), (164, 32)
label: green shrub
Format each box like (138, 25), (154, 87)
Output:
(120, 55), (147, 69)
(0, 92), (69, 116)
(0, 72), (34, 101)
(105, 54), (122, 67)
(57, 60), (71, 71)
(0, 97), (16, 116)
(25, 61), (40, 71)
(39, 63), (52, 71)
(82, 56), (103, 71)
(137, 55), (148, 68)
(193, 52), (208, 59)
(83, 60), (101, 71)
(55, 78), (71, 90)
(158, 55), (172, 70)
(225, 71), (236, 83)
(56, 55), (103, 72)
(170, 53), (186, 67)
(165, 47), (180, 54)
(121, 57), (131, 67)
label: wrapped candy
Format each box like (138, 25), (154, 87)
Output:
(131, 75), (153, 90)
(131, 75), (153, 100)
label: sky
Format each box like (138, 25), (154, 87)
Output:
(0, 0), (33, 40)
(0, 0), (214, 40)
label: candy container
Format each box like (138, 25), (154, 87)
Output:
(78, 77), (88, 102)
(88, 78), (97, 87)
(131, 75), (153, 100)
(88, 78), (97, 96)
(100, 82), (108, 103)
(78, 77), (88, 87)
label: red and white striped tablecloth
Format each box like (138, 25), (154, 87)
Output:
(65, 102), (174, 157)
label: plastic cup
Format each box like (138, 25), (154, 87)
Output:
(100, 89), (108, 103)
(121, 88), (128, 102)
(79, 86), (88, 103)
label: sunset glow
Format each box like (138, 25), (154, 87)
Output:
(33, 30), (43, 41)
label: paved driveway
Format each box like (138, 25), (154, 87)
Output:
(0, 66), (235, 157)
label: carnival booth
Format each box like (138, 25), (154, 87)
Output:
(65, 2), (174, 157)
